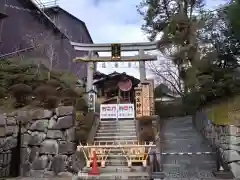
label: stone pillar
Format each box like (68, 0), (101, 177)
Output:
(139, 49), (146, 82)
(86, 51), (94, 92)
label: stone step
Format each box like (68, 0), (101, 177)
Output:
(96, 132), (137, 136)
(97, 128), (136, 133)
(100, 120), (136, 124)
(94, 135), (137, 141)
(99, 125), (136, 130)
(82, 166), (147, 173)
(93, 140), (138, 145)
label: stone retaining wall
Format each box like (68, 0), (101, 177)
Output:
(0, 106), (85, 178)
(193, 110), (240, 178)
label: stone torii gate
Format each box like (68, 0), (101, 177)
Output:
(70, 41), (158, 94)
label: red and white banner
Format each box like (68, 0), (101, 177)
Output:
(100, 104), (135, 119)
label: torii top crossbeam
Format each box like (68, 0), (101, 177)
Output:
(70, 41), (158, 52)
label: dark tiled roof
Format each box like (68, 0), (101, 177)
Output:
(93, 71), (140, 85)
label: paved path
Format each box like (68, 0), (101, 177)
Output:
(159, 116), (218, 179)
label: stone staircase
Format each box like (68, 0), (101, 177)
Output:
(95, 119), (137, 169)
(80, 119), (150, 179)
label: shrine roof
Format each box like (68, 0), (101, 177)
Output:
(93, 71), (140, 85)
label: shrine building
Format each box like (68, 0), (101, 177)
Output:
(93, 71), (140, 104)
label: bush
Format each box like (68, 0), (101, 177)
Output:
(43, 96), (59, 109)
(61, 88), (78, 98)
(75, 98), (88, 111)
(45, 79), (62, 89)
(139, 126), (154, 142)
(34, 85), (57, 102)
(9, 83), (32, 107)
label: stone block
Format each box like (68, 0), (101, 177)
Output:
(223, 149), (240, 162)
(65, 127), (75, 142)
(28, 132), (46, 146)
(30, 109), (53, 120)
(59, 141), (75, 155)
(53, 116), (74, 130)
(51, 154), (68, 174)
(229, 162), (240, 178)
(21, 147), (30, 164)
(48, 117), (57, 129)
(46, 130), (63, 139)
(30, 120), (48, 132)
(16, 111), (31, 125)
(56, 106), (74, 117)
(40, 139), (59, 155)
(58, 171), (73, 177)
(21, 133), (31, 147)
(6, 117), (16, 125)
(0, 126), (6, 137)
(5, 125), (18, 136)
(2, 136), (17, 150)
(29, 146), (39, 163)
(32, 155), (49, 170)
(69, 152), (85, 173)
(0, 150), (11, 166)
(0, 114), (6, 126)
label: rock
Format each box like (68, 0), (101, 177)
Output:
(32, 155), (49, 170)
(58, 171), (73, 177)
(48, 117), (57, 129)
(0, 114), (6, 126)
(59, 141), (75, 155)
(28, 132), (46, 146)
(2, 136), (17, 150)
(229, 162), (240, 178)
(51, 155), (68, 174)
(21, 133), (31, 147)
(0, 127), (6, 137)
(56, 106), (74, 117)
(6, 125), (18, 136)
(21, 147), (30, 164)
(40, 139), (59, 155)
(65, 127), (75, 142)
(53, 116), (74, 130)
(223, 149), (240, 162)
(6, 117), (16, 125)
(46, 130), (63, 139)
(29, 146), (40, 163)
(30, 120), (48, 132)
(30, 109), (53, 120)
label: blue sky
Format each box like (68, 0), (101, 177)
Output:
(41, 0), (227, 78)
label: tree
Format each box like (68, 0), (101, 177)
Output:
(137, 0), (206, 93)
(148, 54), (184, 96)
(227, 0), (240, 38)
(24, 32), (63, 80)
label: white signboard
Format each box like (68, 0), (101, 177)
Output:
(100, 104), (135, 119)
(100, 104), (117, 119)
(118, 104), (135, 119)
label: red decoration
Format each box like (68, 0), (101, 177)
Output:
(118, 79), (132, 91)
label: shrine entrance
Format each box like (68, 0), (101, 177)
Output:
(71, 41), (159, 175)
